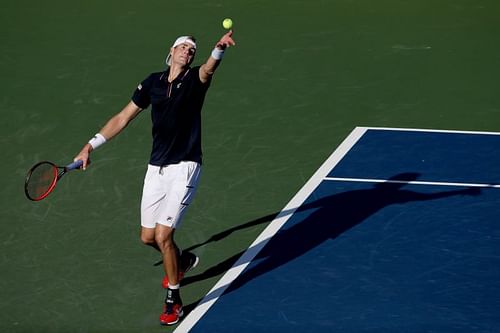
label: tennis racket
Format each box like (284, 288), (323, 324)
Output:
(24, 160), (83, 201)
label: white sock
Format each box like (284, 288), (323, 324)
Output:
(168, 283), (180, 290)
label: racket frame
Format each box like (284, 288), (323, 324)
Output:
(24, 160), (83, 201)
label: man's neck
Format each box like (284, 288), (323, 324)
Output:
(168, 64), (186, 82)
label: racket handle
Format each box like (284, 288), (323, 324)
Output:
(66, 160), (84, 170)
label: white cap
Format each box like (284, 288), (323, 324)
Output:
(165, 36), (197, 66)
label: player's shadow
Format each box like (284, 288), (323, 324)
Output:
(181, 172), (481, 314)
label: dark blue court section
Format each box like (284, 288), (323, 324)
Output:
(329, 129), (500, 185)
(191, 129), (500, 332)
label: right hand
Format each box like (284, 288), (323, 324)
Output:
(74, 143), (93, 170)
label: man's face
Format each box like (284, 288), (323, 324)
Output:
(171, 42), (196, 66)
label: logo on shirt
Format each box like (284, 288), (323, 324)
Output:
(137, 84), (143, 90)
(177, 83), (182, 89)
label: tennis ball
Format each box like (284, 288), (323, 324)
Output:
(222, 18), (233, 30)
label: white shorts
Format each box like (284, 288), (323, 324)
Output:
(140, 161), (201, 229)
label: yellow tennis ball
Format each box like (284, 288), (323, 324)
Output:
(222, 18), (233, 30)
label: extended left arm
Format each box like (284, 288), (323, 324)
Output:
(199, 30), (236, 83)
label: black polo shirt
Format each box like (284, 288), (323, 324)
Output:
(132, 66), (210, 166)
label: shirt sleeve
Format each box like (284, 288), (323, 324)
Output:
(194, 66), (211, 89)
(131, 74), (153, 109)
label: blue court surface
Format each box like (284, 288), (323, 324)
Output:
(177, 127), (500, 332)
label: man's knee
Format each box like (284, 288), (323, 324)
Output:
(141, 235), (156, 246)
(140, 228), (156, 246)
(155, 226), (176, 252)
(155, 234), (175, 251)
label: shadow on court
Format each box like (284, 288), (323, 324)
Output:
(181, 173), (481, 316)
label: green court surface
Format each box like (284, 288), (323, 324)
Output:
(1, 1), (499, 332)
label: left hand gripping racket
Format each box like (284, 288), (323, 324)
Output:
(24, 160), (83, 201)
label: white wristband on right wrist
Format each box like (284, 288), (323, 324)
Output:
(211, 48), (225, 60)
(88, 133), (107, 150)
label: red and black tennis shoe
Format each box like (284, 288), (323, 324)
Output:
(160, 288), (183, 326)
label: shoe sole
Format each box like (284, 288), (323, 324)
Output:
(185, 255), (200, 273)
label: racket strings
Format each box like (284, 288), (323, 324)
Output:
(26, 163), (58, 200)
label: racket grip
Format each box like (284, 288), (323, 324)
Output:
(66, 160), (84, 170)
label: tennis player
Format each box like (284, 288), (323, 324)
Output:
(74, 31), (235, 326)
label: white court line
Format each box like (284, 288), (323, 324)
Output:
(362, 126), (500, 136)
(174, 126), (500, 332)
(325, 177), (500, 189)
(174, 127), (368, 332)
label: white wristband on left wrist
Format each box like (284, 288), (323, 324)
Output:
(211, 48), (225, 60)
